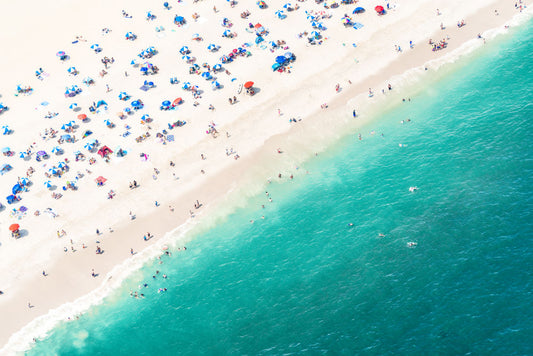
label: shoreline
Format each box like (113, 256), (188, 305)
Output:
(1, 1), (530, 353)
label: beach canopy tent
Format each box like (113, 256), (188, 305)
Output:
(12, 184), (23, 195)
(375, 5), (385, 14)
(6, 194), (19, 204)
(9, 224), (20, 232)
(97, 146), (113, 158)
(83, 130), (92, 138)
(244, 81), (254, 89)
(353, 6), (365, 13)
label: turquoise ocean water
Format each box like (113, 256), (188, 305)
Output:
(26, 22), (532, 355)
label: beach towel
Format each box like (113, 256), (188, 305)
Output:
(166, 135), (174, 142)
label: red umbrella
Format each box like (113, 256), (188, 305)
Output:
(77, 113), (87, 120)
(375, 5), (384, 13)
(95, 176), (107, 184)
(9, 224), (20, 232)
(172, 98), (183, 106)
(244, 81), (254, 89)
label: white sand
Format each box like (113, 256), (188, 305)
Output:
(0, 0), (530, 352)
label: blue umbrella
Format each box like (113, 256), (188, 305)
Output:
(174, 16), (184, 23)
(2, 126), (11, 135)
(162, 100), (171, 107)
(126, 32), (135, 39)
(69, 103), (78, 110)
(1, 147), (10, 153)
(56, 51), (66, 57)
(255, 36), (264, 44)
(97, 100), (108, 108)
(311, 31), (320, 38)
(353, 7), (365, 13)
(131, 100), (140, 107)
(276, 55), (286, 64)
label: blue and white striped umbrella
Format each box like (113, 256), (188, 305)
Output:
(57, 161), (67, 168)
(201, 72), (212, 79)
(69, 103), (78, 110)
(90, 44), (100, 50)
(213, 64), (222, 71)
(19, 152), (28, 158)
(67, 67), (77, 73)
(51, 146), (61, 153)
(182, 82), (191, 90)
(84, 143), (94, 151)
(179, 46), (189, 53)
(44, 181), (53, 188)
(283, 3), (292, 8)
(20, 177), (30, 186)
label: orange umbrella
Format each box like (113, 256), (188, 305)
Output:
(9, 224), (20, 232)
(172, 98), (183, 106)
(77, 113), (87, 120)
(244, 81), (254, 89)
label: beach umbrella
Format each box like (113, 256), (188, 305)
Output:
(57, 161), (67, 169)
(182, 82), (191, 90)
(353, 6), (365, 13)
(12, 184), (23, 195)
(69, 103), (78, 110)
(51, 146), (61, 153)
(192, 33), (200, 39)
(212, 81), (221, 90)
(244, 81), (254, 89)
(172, 98), (183, 106)
(182, 55), (191, 61)
(223, 29), (231, 37)
(2, 126), (11, 135)
(179, 46), (189, 54)
(201, 72), (212, 79)
(83, 130), (93, 138)
(276, 55), (286, 64)
(95, 176), (107, 184)
(61, 124), (69, 131)
(78, 113), (87, 120)
(255, 36), (264, 44)
(44, 180), (53, 188)
(20, 177), (30, 186)
(213, 64), (222, 71)
(125, 32), (135, 39)
(9, 224), (20, 232)
(67, 67), (77, 74)
(103, 119), (112, 126)
(131, 100), (140, 107)
(162, 100), (171, 107)
(84, 142), (94, 150)
(118, 92), (129, 100)
(1, 147), (10, 153)
(37, 151), (47, 156)
(91, 44), (100, 50)
(207, 44), (217, 51)
(375, 5), (384, 13)
(48, 167), (59, 174)
(97, 100), (108, 108)
(56, 51), (65, 57)
(283, 3), (292, 8)
(19, 152), (28, 158)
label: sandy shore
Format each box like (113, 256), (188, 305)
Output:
(0, 0), (530, 352)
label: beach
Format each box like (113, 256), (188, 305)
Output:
(0, 0), (530, 353)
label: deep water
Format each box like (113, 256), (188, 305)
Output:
(26, 21), (532, 356)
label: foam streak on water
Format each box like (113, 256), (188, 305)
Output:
(14, 17), (533, 356)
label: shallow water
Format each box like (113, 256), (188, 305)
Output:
(25, 21), (533, 356)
